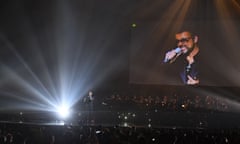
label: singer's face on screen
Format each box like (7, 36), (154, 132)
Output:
(176, 31), (196, 54)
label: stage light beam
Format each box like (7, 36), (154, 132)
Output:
(56, 105), (71, 119)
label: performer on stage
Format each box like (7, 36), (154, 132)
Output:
(164, 31), (200, 85)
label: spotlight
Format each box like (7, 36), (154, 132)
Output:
(56, 105), (70, 119)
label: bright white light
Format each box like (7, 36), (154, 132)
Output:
(148, 123), (152, 128)
(57, 105), (70, 119)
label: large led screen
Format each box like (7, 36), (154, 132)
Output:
(129, 19), (240, 86)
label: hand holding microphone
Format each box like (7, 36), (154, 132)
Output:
(164, 47), (182, 63)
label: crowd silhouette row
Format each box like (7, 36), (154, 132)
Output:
(1, 123), (240, 144)
(100, 92), (233, 112)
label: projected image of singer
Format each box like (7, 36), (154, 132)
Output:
(164, 31), (200, 85)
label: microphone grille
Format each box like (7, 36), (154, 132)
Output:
(175, 47), (182, 54)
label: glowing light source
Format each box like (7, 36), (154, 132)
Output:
(131, 23), (137, 28)
(56, 105), (70, 119)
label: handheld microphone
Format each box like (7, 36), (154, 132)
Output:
(164, 47), (182, 63)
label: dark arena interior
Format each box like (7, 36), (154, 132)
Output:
(1, 0), (240, 143)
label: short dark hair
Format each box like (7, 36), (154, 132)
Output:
(177, 29), (197, 38)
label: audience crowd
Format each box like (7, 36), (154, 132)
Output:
(101, 92), (232, 112)
(0, 123), (240, 144)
